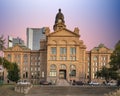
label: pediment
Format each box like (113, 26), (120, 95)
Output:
(12, 45), (23, 51)
(98, 47), (109, 52)
(48, 29), (80, 37)
(4, 45), (30, 51)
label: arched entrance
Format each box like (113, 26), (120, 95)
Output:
(59, 64), (66, 79)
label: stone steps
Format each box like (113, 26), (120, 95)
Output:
(56, 79), (70, 86)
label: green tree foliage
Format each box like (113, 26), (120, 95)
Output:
(7, 63), (20, 82)
(110, 40), (120, 80)
(95, 66), (110, 82)
(0, 57), (20, 82)
(0, 35), (5, 51)
(110, 40), (120, 71)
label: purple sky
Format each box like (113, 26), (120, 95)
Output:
(0, 0), (120, 50)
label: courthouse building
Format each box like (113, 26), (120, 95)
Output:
(3, 9), (112, 84)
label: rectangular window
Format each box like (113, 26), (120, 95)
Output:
(70, 47), (76, 55)
(7, 54), (11, 61)
(70, 70), (76, 76)
(96, 62), (97, 66)
(60, 47), (66, 55)
(42, 72), (44, 77)
(38, 62), (40, 65)
(96, 68), (97, 71)
(31, 68), (33, 71)
(51, 47), (56, 54)
(38, 68), (40, 71)
(50, 71), (57, 76)
(88, 68), (89, 72)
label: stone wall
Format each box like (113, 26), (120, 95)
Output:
(15, 84), (33, 94)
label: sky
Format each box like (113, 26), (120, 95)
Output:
(0, 0), (120, 50)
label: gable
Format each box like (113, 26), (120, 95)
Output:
(12, 45), (23, 51)
(4, 45), (30, 52)
(48, 29), (80, 37)
(99, 47), (109, 53)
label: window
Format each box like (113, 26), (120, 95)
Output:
(93, 56), (97, 61)
(50, 64), (57, 77)
(38, 62), (40, 65)
(95, 62), (98, 66)
(88, 68), (89, 72)
(23, 54), (28, 64)
(35, 62), (37, 65)
(50, 71), (57, 76)
(38, 68), (40, 71)
(70, 65), (76, 76)
(51, 47), (56, 54)
(60, 64), (66, 69)
(7, 54), (11, 61)
(104, 62), (106, 66)
(35, 67), (37, 71)
(96, 68), (97, 71)
(60, 47), (66, 55)
(70, 47), (76, 55)
(15, 54), (21, 64)
(38, 56), (40, 60)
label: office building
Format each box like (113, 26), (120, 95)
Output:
(27, 28), (46, 50)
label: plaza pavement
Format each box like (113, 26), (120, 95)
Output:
(25, 86), (118, 96)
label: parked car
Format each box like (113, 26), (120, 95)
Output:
(72, 80), (84, 85)
(89, 81), (100, 86)
(107, 81), (117, 86)
(17, 80), (31, 85)
(40, 81), (52, 85)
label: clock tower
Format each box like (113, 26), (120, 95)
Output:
(53, 9), (66, 31)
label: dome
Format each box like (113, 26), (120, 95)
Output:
(55, 9), (65, 23)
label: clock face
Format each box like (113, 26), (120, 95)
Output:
(58, 19), (62, 23)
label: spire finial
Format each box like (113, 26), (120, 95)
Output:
(59, 9), (61, 12)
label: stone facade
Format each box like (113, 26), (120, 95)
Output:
(3, 9), (112, 84)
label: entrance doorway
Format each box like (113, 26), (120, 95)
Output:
(59, 70), (66, 79)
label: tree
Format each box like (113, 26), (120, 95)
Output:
(110, 40), (120, 71)
(109, 40), (120, 81)
(0, 57), (20, 82)
(95, 66), (111, 82)
(0, 35), (5, 51)
(7, 63), (20, 82)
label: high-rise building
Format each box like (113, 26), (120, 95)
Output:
(8, 36), (25, 48)
(27, 28), (45, 50)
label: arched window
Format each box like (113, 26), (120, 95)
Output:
(50, 64), (57, 76)
(70, 65), (76, 76)
(60, 64), (66, 69)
